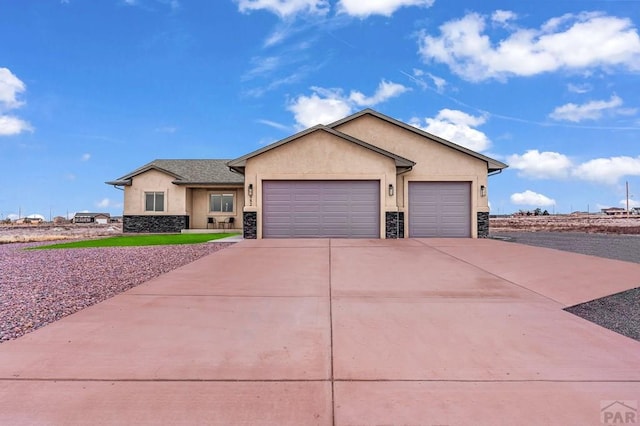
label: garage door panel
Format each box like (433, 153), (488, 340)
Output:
(263, 180), (379, 238)
(409, 182), (471, 238)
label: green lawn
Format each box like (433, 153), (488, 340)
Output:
(31, 233), (239, 249)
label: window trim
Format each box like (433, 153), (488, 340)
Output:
(144, 191), (165, 212)
(209, 192), (235, 214)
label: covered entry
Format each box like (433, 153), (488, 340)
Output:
(262, 180), (380, 238)
(409, 181), (471, 237)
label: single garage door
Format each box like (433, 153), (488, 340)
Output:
(262, 180), (380, 238)
(409, 181), (471, 238)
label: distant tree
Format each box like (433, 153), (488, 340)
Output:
(542, 210), (550, 216)
(533, 208), (542, 216)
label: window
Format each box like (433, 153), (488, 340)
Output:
(210, 193), (234, 213)
(145, 192), (165, 212)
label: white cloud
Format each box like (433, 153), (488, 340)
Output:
(408, 69), (447, 92)
(337, 0), (434, 18)
(620, 198), (640, 209)
(572, 156), (640, 184)
(511, 190), (556, 207)
(549, 95), (635, 122)
(427, 73), (446, 92)
(491, 10), (517, 26)
(96, 198), (121, 209)
(257, 119), (291, 131)
(287, 80), (409, 129)
(507, 150), (573, 179)
(0, 68), (32, 136)
(507, 151), (640, 185)
(81, 153), (91, 162)
(264, 28), (288, 47)
(410, 109), (491, 152)
(288, 88), (352, 129)
(349, 80), (410, 107)
(0, 115), (33, 136)
(0, 68), (26, 110)
(235, 0), (329, 18)
(243, 56), (281, 80)
(567, 83), (592, 94)
(419, 11), (640, 81)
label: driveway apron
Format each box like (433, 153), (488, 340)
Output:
(0, 238), (639, 425)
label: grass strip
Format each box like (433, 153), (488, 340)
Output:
(30, 233), (239, 249)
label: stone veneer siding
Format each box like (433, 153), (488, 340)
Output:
(385, 212), (405, 239)
(243, 212), (257, 239)
(123, 215), (189, 233)
(477, 212), (489, 238)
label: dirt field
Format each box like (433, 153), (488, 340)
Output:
(0, 224), (123, 244)
(2, 216), (639, 244)
(490, 215), (640, 234)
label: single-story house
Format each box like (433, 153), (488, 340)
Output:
(107, 109), (507, 238)
(601, 207), (627, 216)
(73, 212), (111, 224)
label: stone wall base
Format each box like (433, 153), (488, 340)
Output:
(243, 212), (257, 239)
(123, 215), (189, 233)
(477, 211), (489, 238)
(385, 212), (405, 239)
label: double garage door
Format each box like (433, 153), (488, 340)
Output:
(262, 180), (379, 238)
(261, 180), (471, 238)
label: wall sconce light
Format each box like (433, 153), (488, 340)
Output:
(480, 185), (486, 197)
(248, 184), (253, 197)
(388, 184), (394, 196)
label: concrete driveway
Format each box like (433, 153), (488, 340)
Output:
(0, 238), (639, 425)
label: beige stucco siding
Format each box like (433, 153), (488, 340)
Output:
(243, 130), (399, 238)
(336, 115), (490, 238)
(336, 115), (489, 205)
(123, 169), (187, 215)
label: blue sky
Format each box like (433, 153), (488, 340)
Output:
(2, 0), (640, 220)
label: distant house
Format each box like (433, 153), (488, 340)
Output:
(53, 216), (71, 225)
(15, 217), (44, 225)
(633, 207), (640, 215)
(601, 207), (627, 216)
(73, 212), (111, 224)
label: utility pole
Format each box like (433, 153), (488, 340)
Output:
(627, 181), (630, 217)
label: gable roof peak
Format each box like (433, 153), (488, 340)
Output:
(227, 124), (415, 173)
(329, 108), (507, 173)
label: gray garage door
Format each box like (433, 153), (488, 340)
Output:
(409, 182), (471, 238)
(262, 180), (380, 238)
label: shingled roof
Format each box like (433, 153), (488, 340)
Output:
(105, 159), (244, 186)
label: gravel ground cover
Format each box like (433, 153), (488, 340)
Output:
(491, 231), (640, 342)
(0, 241), (231, 343)
(565, 287), (640, 341)
(490, 231), (640, 264)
